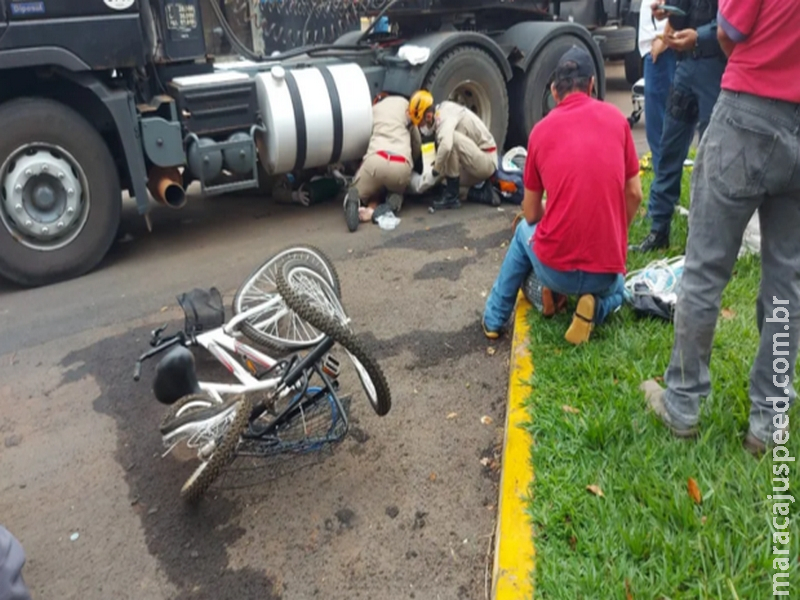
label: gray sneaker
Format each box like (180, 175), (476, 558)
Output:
(641, 379), (699, 438)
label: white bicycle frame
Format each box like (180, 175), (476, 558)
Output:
(189, 295), (304, 404)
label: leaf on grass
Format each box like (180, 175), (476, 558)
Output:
(569, 535), (577, 551)
(446, 412), (458, 420)
(701, 516), (707, 525)
(654, 376), (664, 383)
(486, 347), (497, 356)
(561, 405), (580, 415)
(481, 416), (494, 425)
(625, 579), (633, 600)
(687, 477), (702, 504)
(721, 307), (736, 320)
(586, 484), (605, 498)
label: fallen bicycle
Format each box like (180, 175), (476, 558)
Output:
(133, 245), (391, 503)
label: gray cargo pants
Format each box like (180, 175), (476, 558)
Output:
(0, 526), (31, 600)
(663, 90), (800, 443)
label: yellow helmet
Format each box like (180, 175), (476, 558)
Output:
(408, 90), (434, 126)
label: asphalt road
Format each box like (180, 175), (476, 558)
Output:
(0, 64), (646, 600)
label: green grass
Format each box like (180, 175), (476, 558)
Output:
(525, 154), (800, 599)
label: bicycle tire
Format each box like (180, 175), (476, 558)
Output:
(276, 257), (392, 417)
(233, 245), (341, 313)
(160, 393), (218, 435)
(180, 395), (252, 503)
(234, 245), (342, 352)
(240, 257), (350, 351)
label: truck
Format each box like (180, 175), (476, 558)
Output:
(0, 0), (638, 287)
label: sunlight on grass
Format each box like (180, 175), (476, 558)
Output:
(524, 155), (800, 598)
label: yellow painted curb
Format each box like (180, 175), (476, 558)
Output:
(492, 291), (535, 600)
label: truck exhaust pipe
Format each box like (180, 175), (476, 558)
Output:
(147, 167), (186, 209)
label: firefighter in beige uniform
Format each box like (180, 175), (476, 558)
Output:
(408, 90), (498, 210)
(343, 94), (420, 232)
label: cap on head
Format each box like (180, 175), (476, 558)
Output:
(554, 45), (595, 83)
(408, 90), (434, 126)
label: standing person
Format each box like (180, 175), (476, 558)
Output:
(638, 2), (677, 177)
(482, 46), (642, 345)
(0, 526), (32, 600)
(407, 90), (499, 211)
(630, 0), (725, 252)
(343, 94), (417, 232)
(641, 0), (800, 456)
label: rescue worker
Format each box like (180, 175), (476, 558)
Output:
(342, 93), (419, 232)
(407, 90), (499, 211)
(631, 0), (725, 252)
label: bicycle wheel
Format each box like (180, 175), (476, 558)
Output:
(179, 395), (252, 503)
(276, 257), (391, 417)
(160, 393), (219, 436)
(234, 245), (342, 351)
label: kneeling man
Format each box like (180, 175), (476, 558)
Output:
(483, 46), (643, 344)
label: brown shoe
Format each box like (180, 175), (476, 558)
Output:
(541, 288), (568, 318)
(641, 380), (699, 439)
(743, 428), (787, 458)
(564, 294), (595, 345)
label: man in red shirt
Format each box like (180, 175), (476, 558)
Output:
(482, 46), (643, 344)
(641, 0), (800, 459)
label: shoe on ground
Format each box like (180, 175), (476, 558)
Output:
(433, 176), (462, 210)
(386, 192), (403, 214)
(541, 287), (568, 318)
(640, 379), (699, 438)
(630, 230), (669, 252)
(564, 294), (595, 345)
(343, 188), (360, 232)
(743, 427), (788, 458)
(482, 318), (500, 340)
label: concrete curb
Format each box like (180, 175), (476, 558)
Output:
(491, 291), (535, 600)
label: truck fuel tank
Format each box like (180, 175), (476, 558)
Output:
(254, 63), (373, 175)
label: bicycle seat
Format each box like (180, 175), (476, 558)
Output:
(153, 346), (202, 405)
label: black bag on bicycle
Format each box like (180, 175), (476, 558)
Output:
(177, 287), (225, 336)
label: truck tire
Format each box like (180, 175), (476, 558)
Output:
(0, 98), (121, 287)
(423, 46), (509, 152)
(594, 26), (637, 59)
(508, 34), (592, 148)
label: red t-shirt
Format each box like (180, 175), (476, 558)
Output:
(524, 93), (639, 274)
(719, 0), (800, 103)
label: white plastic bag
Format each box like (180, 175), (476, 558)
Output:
(376, 212), (401, 230)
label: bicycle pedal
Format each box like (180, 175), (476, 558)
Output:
(322, 354), (341, 379)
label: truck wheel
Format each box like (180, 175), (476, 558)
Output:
(508, 35), (593, 148)
(0, 98), (121, 287)
(423, 46), (509, 151)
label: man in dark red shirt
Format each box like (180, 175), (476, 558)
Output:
(641, 0), (800, 459)
(483, 46), (643, 345)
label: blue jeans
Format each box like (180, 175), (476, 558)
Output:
(643, 49), (677, 179)
(483, 221), (626, 331)
(648, 56), (725, 234)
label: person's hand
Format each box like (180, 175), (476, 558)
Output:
(651, 36), (668, 63)
(511, 211), (525, 235)
(664, 28), (698, 51)
(651, 1), (669, 21)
